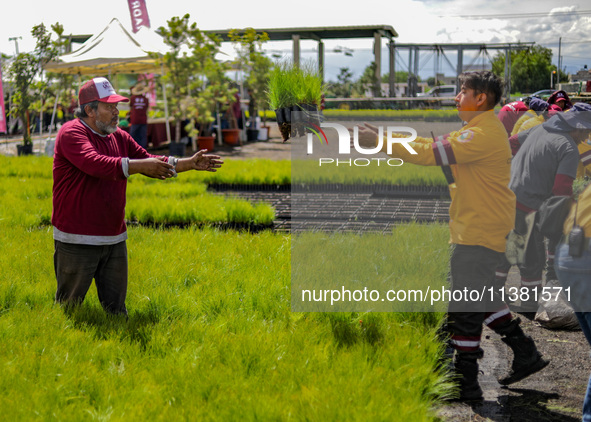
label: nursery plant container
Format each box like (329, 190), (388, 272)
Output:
(222, 128), (241, 145)
(17, 144), (33, 156)
(197, 136), (215, 152)
(246, 129), (259, 142)
(257, 126), (269, 141)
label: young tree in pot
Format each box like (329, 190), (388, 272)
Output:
(8, 23), (59, 154)
(229, 28), (272, 142)
(267, 60), (324, 142)
(249, 52), (273, 141)
(186, 58), (236, 152)
(157, 14), (211, 153)
(39, 23), (74, 139)
(158, 15), (235, 153)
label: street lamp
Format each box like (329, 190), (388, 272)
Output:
(8, 36), (22, 55)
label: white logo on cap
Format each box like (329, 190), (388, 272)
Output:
(93, 77), (116, 99)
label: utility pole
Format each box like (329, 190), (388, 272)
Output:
(558, 37), (562, 84)
(504, 46), (511, 101)
(8, 36), (22, 55)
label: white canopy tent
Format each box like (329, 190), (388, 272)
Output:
(44, 18), (172, 142)
(44, 18), (166, 75)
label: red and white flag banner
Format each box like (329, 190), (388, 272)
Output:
(127, 0), (151, 33)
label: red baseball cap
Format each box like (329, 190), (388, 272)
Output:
(78, 77), (129, 105)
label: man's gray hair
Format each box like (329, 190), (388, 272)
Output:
(74, 100), (99, 118)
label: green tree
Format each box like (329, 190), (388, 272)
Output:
(492, 45), (554, 94)
(362, 61), (381, 96)
(327, 67), (354, 98)
(229, 28), (272, 127)
(156, 14), (202, 143)
(381, 71), (411, 83)
(352, 62), (379, 97)
(43, 23), (77, 126)
(156, 14), (236, 144)
(187, 28), (235, 139)
(8, 23), (59, 146)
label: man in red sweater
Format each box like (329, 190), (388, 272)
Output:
(129, 81), (149, 147)
(497, 99), (529, 136)
(52, 77), (223, 315)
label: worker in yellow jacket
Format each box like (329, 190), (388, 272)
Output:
(555, 182), (591, 421)
(355, 71), (548, 401)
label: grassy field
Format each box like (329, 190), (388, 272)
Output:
(0, 156), (276, 227)
(292, 225), (451, 313)
(0, 154), (450, 189)
(184, 157), (447, 188)
(0, 156), (456, 420)
(255, 109), (462, 122)
(292, 160), (448, 187)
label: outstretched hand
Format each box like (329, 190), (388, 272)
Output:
(190, 150), (224, 172)
(348, 123), (380, 148)
(135, 157), (175, 179)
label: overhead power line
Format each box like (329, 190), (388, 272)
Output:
(442, 9), (591, 19)
(545, 40), (591, 46)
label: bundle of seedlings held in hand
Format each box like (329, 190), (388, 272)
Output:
(267, 60), (324, 142)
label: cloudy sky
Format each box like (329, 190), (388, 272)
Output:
(1, 0), (590, 82)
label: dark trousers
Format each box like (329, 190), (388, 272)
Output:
(497, 208), (557, 286)
(54, 240), (128, 315)
(130, 124), (148, 148)
(447, 244), (512, 354)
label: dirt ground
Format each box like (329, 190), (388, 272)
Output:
(438, 268), (590, 422)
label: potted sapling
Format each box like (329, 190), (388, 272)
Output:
(229, 28), (272, 142)
(267, 60), (324, 142)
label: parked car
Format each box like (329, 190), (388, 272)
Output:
(416, 85), (457, 107)
(519, 89), (555, 102)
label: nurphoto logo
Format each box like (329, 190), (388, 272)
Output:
(304, 122), (418, 167)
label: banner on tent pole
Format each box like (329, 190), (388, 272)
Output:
(0, 66), (6, 133)
(127, 0), (151, 33)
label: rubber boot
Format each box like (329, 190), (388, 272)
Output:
(496, 318), (549, 385)
(453, 350), (484, 401)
